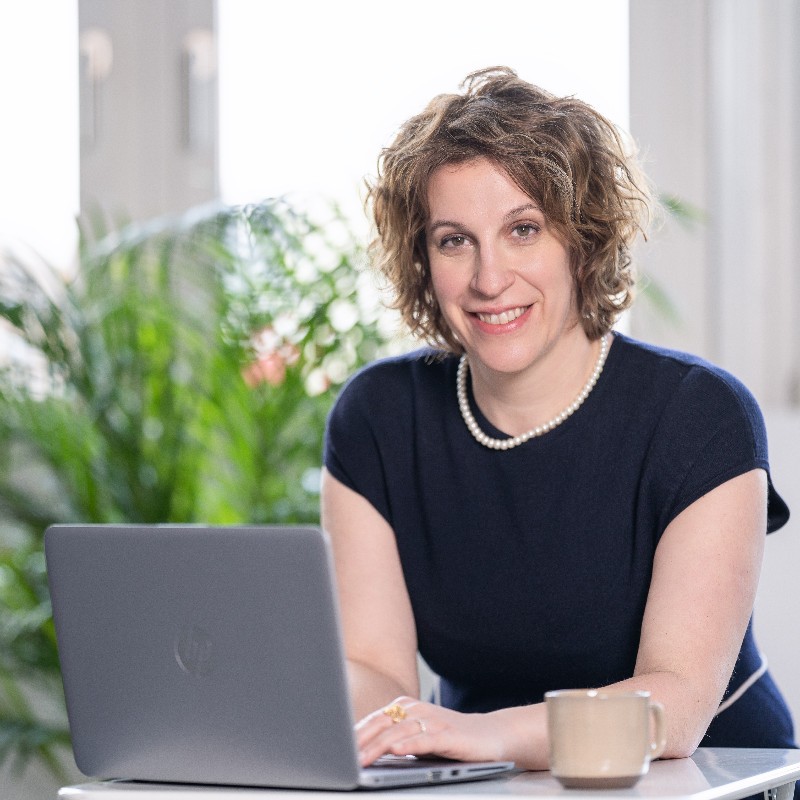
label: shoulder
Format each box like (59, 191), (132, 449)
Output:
(326, 349), (459, 444)
(332, 348), (455, 414)
(610, 334), (781, 531)
(611, 333), (763, 429)
(323, 348), (458, 516)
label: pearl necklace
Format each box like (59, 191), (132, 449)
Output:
(456, 334), (609, 450)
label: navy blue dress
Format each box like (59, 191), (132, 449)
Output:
(324, 333), (795, 770)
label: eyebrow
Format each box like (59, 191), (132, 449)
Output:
(427, 219), (462, 235)
(427, 203), (542, 234)
(504, 203), (540, 220)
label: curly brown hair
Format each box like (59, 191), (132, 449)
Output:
(366, 67), (652, 351)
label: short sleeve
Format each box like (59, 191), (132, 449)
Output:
(323, 361), (398, 524)
(645, 364), (789, 536)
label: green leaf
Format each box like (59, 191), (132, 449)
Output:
(0, 197), (394, 775)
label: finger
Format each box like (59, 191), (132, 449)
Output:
(356, 696), (420, 741)
(355, 698), (441, 764)
(356, 699), (407, 745)
(409, 717), (429, 736)
(356, 697), (415, 727)
(356, 713), (397, 756)
(358, 716), (435, 766)
(355, 699), (408, 757)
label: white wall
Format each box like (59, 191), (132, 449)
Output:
(629, 0), (800, 407)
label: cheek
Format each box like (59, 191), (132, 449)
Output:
(428, 271), (467, 334)
(560, 276), (581, 324)
(548, 255), (578, 303)
(428, 262), (457, 303)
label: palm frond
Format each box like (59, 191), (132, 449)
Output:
(0, 197), (393, 775)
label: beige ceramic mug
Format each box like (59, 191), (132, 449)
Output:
(545, 689), (666, 789)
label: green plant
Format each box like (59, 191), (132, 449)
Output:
(0, 199), (394, 778)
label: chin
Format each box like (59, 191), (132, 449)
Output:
(465, 347), (539, 376)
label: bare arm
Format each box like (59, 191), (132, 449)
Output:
(625, 467), (767, 754)
(354, 469), (768, 769)
(320, 468), (420, 721)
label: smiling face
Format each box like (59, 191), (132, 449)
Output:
(426, 158), (585, 380)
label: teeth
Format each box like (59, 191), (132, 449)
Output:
(476, 306), (527, 325)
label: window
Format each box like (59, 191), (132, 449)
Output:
(0, 2), (79, 267)
(217, 0), (630, 232)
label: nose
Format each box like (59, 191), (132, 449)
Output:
(470, 244), (514, 297)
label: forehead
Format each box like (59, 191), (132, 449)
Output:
(426, 158), (537, 219)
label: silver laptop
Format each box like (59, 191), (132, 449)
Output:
(45, 524), (514, 790)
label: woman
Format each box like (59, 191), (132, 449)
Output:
(321, 67), (794, 774)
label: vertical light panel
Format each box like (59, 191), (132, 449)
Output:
(0, 1), (79, 268)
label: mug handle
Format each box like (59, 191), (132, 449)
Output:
(648, 701), (667, 760)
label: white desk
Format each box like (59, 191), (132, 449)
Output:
(58, 749), (799, 800)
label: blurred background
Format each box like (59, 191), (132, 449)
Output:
(1, 1), (798, 797)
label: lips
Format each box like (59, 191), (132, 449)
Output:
(474, 306), (529, 326)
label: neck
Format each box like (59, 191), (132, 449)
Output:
(467, 333), (610, 438)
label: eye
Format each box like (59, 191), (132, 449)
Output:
(512, 223), (539, 238)
(440, 234), (469, 249)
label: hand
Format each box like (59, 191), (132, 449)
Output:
(355, 696), (508, 767)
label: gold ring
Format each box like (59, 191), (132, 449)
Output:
(415, 718), (427, 734)
(383, 703), (407, 724)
